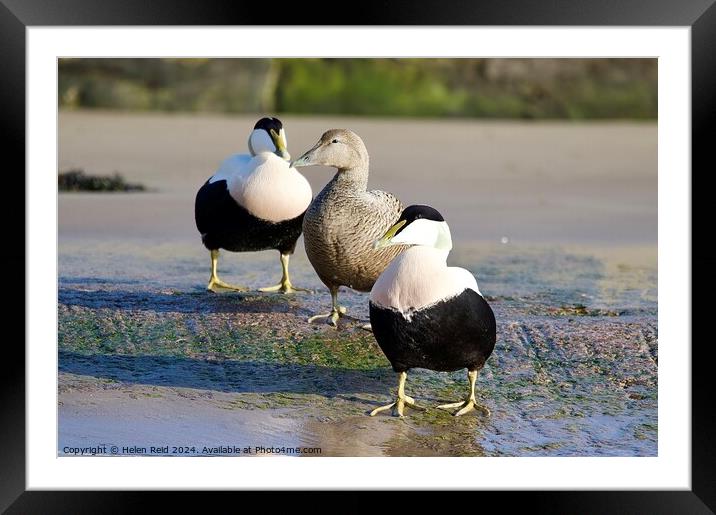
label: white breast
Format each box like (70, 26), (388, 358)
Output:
(227, 153), (312, 223)
(370, 246), (481, 315)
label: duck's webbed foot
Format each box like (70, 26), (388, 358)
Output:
(436, 399), (490, 417)
(258, 280), (312, 295)
(436, 369), (490, 417)
(370, 372), (425, 418)
(370, 394), (424, 418)
(207, 277), (249, 293)
(206, 249), (249, 292)
(307, 306), (347, 327)
(259, 253), (312, 294)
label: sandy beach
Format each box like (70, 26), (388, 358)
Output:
(58, 111), (657, 456)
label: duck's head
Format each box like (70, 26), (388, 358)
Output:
(374, 205), (453, 251)
(248, 117), (290, 161)
(291, 129), (368, 170)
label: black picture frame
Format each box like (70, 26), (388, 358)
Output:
(3, 0), (713, 512)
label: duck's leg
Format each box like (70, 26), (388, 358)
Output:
(206, 249), (249, 292)
(307, 286), (347, 327)
(370, 371), (425, 417)
(258, 253), (312, 294)
(437, 369), (490, 417)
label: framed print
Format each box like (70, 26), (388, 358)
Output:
(3, 0), (714, 512)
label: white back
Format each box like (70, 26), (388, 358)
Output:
(228, 153), (312, 223)
(370, 245), (481, 315)
(208, 153), (252, 184)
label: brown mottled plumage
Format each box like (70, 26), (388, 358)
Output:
(292, 129), (406, 326)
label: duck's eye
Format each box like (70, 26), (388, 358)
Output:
(331, 139), (339, 144)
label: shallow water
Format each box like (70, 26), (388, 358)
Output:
(58, 239), (656, 457)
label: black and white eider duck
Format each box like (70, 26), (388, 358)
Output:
(194, 117), (312, 293)
(368, 205), (496, 417)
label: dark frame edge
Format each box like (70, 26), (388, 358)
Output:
(691, 0), (716, 512)
(3, 491), (716, 514)
(1, 0), (715, 25)
(0, 0), (27, 513)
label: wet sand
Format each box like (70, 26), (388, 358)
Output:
(59, 111), (656, 245)
(58, 111), (657, 457)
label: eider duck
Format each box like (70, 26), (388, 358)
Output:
(291, 129), (406, 326)
(194, 117), (312, 293)
(368, 205), (496, 417)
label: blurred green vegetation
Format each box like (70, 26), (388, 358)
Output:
(59, 58), (657, 120)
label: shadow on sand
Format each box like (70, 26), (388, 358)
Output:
(59, 350), (394, 397)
